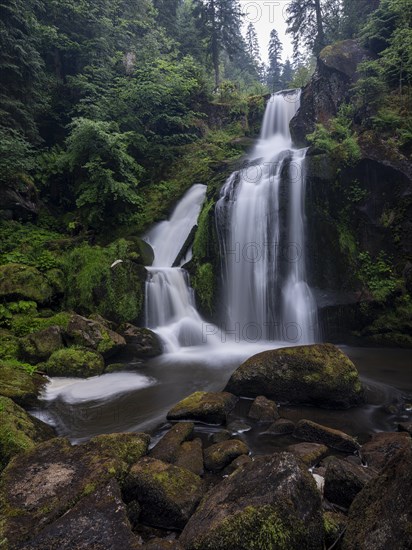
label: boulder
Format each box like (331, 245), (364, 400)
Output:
(343, 444), (412, 550)
(211, 429), (232, 444)
(149, 423), (194, 463)
(144, 539), (183, 550)
(360, 431), (411, 471)
(66, 313), (126, 357)
(44, 347), (105, 377)
(398, 421), (412, 436)
(324, 458), (375, 508)
(225, 344), (364, 409)
(0, 359), (47, 406)
(122, 457), (204, 530)
(0, 396), (54, 470)
(204, 439), (249, 472)
(265, 419), (295, 435)
(21, 479), (141, 550)
(323, 511), (347, 549)
(167, 391), (238, 425)
(247, 395), (279, 422)
(119, 323), (162, 357)
(287, 443), (329, 467)
(179, 452), (323, 550)
(19, 325), (63, 363)
(293, 419), (360, 453)
(0, 264), (55, 305)
(175, 439), (204, 476)
(222, 454), (252, 476)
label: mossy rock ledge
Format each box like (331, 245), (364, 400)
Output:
(43, 347), (105, 377)
(0, 263), (60, 305)
(167, 391), (238, 425)
(0, 359), (47, 406)
(225, 344), (365, 409)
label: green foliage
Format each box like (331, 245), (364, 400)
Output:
(357, 251), (399, 302)
(193, 263), (214, 313)
(193, 200), (215, 261)
(0, 128), (34, 186)
(9, 312), (70, 338)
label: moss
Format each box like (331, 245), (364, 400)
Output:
(193, 200), (215, 261)
(0, 359), (46, 405)
(44, 347), (105, 377)
(167, 391), (237, 424)
(0, 264), (54, 305)
(86, 433), (150, 469)
(0, 331), (19, 360)
(192, 262), (214, 313)
(9, 311), (70, 338)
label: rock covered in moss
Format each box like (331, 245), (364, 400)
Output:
(0, 264), (56, 305)
(167, 391), (238, 425)
(119, 323), (162, 357)
(179, 452), (323, 550)
(247, 395), (279, 422)
(0, 359), (47, 406)
(66, 313), (126, 357)
(359, 431), (411, 471)
(203, 439), (249, 472)
(293, 419), (360, 453)
(265, 418), (295, 435)
(44, 347), (105, 377)
(149, 422), (194, 463)
(324, 457), (375, 508)
(123, 457), (204, 530)
(0, 396), (54, 470)
(175, 438), (204, 476)
(225, 344), (364, 409)
(86, 432), (150, 468)
(323, 511), (347, 548)
(343, 444), (412, 550)
(19, 325), (64, 363)
(222, 454), (252, 476)
(287, 442), (329, 467)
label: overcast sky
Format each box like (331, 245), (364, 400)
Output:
(239, 0), (294, 63)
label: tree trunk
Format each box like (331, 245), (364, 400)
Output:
(314, 0), (325, 55)
(210, 0), (220, 89)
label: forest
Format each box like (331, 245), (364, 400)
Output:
(0, 0), (411, 549)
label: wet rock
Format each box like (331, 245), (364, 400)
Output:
(86, 432), (150, 469)
(293, 419), (360, 453)
(222, 454), (252, 476)
(66, 313), (126, 357)
(150, 423), (194, 464)
(266, 418), (295, 435)
(21, 479), (141, 550)
(204, 439), (250, 472)
(0, 359), (47, 406)
(0, 396), (54, 470)
(175, 439), (204, 476)
(247, 395), (279, 422)
(0, 264), (55, 305)
(44, 346), (105, 377)
(226, 420), (251, 433)
(359, 431), (411, 471)
(123, 457), (204, 530)
(225, 344), (364, 409)
(323, 511), (347, 549)
(119, 323), (162, 358)
(398, 421), (412, 436)
(179, 452), (323, 550)
(167, 391), (238, 425)
(324, 457), (375, 509)
(288, 442), (329, 467)
(343, 444), (412, 550)
(211, 429), (231, 444)
(19, 326), (63, 363)
(144, 539), (183, 550)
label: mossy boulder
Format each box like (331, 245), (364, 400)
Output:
(0, 396), (54, 470)
(0, 359), (47, 406)
(86, 432), (150, 470)
(293, 419), (360, 453)
(287, 443), (329, 467)
(225, 344), (364, 409)
(0, 331), (19, 360)
(19, 325), (64, 363)
(266, 419), (295, 435)
(119, 323), (162, 358)
(122, 457), (204, 530)
(149, 422), (194, 464)
(323, 511), (347, 549)
(343, 444), (412, 550)
(247, 395), (279, 422)
(0, 263), (55, 305)
(359, 431), (411, 471)
(44, 347), (105, 377)
(324, 457), (375, 509)
(203, 439), (249, 472)
(66, 313), (126, 357)
(167, 391), (238, 425)
(175, 439), (204, 476)
(179, 452), (324, 550)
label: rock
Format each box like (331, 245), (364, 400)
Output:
(149, 423), (194, 463)
(123, 457), (204, 530)
(0, 359), (47, 406)
(324, 457), (375, 508)
(359, 431), (411, 471)
(343, 445), (412, 550)
(179, 452), (323, 550)
(226, 420), (251, 433)
(144, 539), (183, 550)
(0, 396), (54, 470)
(86, 432), (150, 470)
(287, 443), (329, 467)
(19, 326), (63, 363)
(175, 439), (204, 476)
(119, 323), (162, 357)
(66, 313), (126, 357)
(247, 395), (279, 422)
(0, 180), (39, 221)
(225, 344), (364, 409)
(44, 347), (105, 377)
(293, 419), (360, 453)
(0, 434), (149, 547)
(211, 430), (231, 444)
(21, 479), (141, 549)
(167, 391), (238, 425)
(398, 421), (412, 436)
(323, 511), (347, 549)
(0, 264), (55, 305)
(222, 454), (252, 476)
(204, 439), (250, 472)
(265, 418), (295, 435)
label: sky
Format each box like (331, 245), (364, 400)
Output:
(239, 0), (294, 63)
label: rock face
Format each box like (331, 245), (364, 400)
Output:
(203, 439), (249, 472)
(167, 391), (238, 424)
(123, 457), (204, 530)
(66, 313), (126, 356)
(44, 347), (105, 377)
(0, 359), (47, 406)
(0, 264), (56, 305)
(359, 432), (411, 471)
(247, 395), (279, 422)
(19, 325), (63, 363)
(180, 452), (323, 550)
(225, 344), (364, 409)
(119, 323), (162, 357)
(324, 458), (375, 508)
(293, 419), (360, 453)
(342, 444), (412, 550)
(149, 422), (194, 463)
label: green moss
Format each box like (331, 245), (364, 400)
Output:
(192, 263), (214, 313)
(45, 347), (105, 377)
(0, 332), (19, 360)
(0, 264), (54, 304)
(9, 311), (70, 337)
(193, 200), (215, 261)
(87, 433), (150, 469)
(0, 359), (45, 405)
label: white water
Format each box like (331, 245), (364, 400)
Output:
(216, 91), (318, 344)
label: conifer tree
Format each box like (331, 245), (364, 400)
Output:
(267, 29), (283, 92)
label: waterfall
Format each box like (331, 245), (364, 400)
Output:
(215, 91), (318, 344)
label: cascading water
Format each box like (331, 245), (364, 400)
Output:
(216, 90), (318, 344)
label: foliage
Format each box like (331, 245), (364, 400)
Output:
(357, 251), (399, 302)
(192, 262), (214, 313)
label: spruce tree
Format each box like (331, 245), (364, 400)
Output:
(286, 0), (326, 57)
(281, 59), (293, 89)
(267, 29), (283, 93)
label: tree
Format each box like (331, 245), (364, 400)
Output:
(341, 0), (380, 39)
(280, 59), (293, 89)
(267, 29), (283, 92)
(245, 22), (264, 81)
(286, 0), (325, 58)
